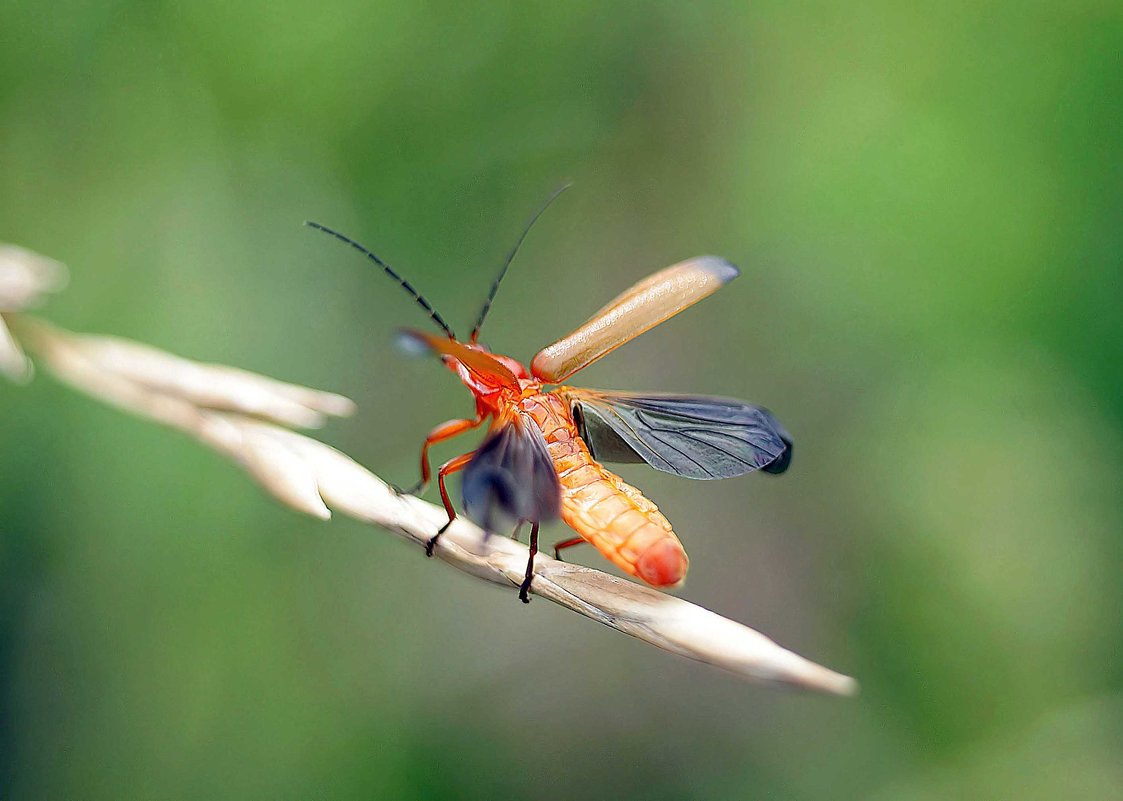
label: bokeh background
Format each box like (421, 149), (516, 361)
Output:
(2, 2), (1122, 798)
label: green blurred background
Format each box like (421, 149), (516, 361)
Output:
(2, 1), (1122, 798)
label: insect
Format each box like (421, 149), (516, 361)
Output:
(307, 188), (791, 602)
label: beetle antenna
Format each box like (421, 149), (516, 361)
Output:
(305, 221), (456, 339)
(469, 183), (571, 343)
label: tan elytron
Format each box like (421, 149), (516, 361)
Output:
(531, 256), (739, 383)
(520, 390), (688, 586)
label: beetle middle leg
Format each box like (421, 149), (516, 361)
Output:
(425, 451), (475, 556)
(518, 521), (540, 604)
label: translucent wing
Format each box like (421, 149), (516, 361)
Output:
(531, 257), (739, 383)
(564, 390), (792, 480)
(461, 413), (562, 533)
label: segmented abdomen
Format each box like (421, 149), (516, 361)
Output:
(520, 391), (688, 587)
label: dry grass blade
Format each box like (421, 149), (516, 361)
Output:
(0, 244), (69, 382)
(0, 244), (68, 310)
(0, 315), (31, 382)
(9, 316), (343, 520)
(64, 333), (354, 426)
(10, 316), (354, 427)
(242, 427), (859, 695)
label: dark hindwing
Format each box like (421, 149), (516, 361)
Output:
(461, 414), (562, 533)
(567, 390), (792, 480)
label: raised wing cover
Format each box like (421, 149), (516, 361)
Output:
(531, 257), (739, 383)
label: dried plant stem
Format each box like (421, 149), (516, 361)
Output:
(252, 428), (858, 696)
(4, 307), (857, 696)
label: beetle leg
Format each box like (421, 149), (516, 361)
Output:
(425, 451), (475, 556)
(551, 536), (586, 561)
(518, 521), (540, 604)
(405, 413), (484, 496)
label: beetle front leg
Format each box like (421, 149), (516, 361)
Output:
(425, 451), (474, 556)
(404, 413), (484, 496)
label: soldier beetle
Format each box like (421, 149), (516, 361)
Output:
(307, 188), (791, 602)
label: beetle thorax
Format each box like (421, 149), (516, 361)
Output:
(443, 344), (536, 414)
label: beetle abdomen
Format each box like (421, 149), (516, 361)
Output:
(521, 392), (689, 587)
(556, 454), (688, 587)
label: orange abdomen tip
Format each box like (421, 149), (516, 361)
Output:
(635, 538), (689, 587)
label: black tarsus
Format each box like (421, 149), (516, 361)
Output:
(425, 528), (443, 557)
(519, 521), (540, 603)
(305, 220), (456, 339)
(469, 183), (572, 342)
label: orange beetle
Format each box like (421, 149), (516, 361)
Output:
(308, 189), (791, 602)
